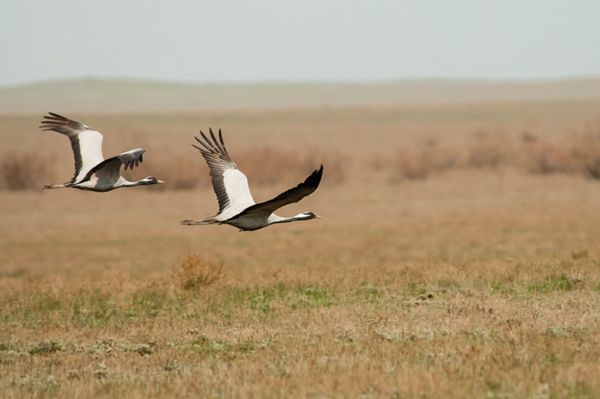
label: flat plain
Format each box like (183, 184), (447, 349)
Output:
(1, 99), (600, 398)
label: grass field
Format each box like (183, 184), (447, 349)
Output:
(1, 100), (600, 398)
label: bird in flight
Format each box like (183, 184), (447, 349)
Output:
(181, 129), (323, 231)
(40, 113), (164, 191)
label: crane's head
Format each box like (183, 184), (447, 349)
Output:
(298, 211), (320, 220)
(138, 176), (165, 185)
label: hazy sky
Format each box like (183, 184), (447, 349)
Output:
(1, 0), (599, 86)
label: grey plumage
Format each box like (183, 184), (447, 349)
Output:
(183, 129), (323, 231)
(40, 112), (163, 192)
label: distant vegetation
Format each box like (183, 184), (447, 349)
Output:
(0, 152), (50, 190)
(0, 146), (346, 191)
(387, 128), (600, 183)
(4, 130), (600, 191)
(1, 77), (600, 113)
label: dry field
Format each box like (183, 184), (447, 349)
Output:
(1, 101), (600, 398)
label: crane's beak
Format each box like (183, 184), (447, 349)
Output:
(157, 179), (165, 184)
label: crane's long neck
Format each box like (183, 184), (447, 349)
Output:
(116, 177), (137, 187)
(116, 176), (158, 187)
(268, 212), (315, 225)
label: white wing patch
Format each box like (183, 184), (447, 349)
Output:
(216, 169), (256, 220)
(75, 129), (104, 182)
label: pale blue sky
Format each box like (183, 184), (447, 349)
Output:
(1, 0), (599, 86)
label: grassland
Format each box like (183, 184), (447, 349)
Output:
(1, 100), (600, 398)
(2, 77), (600, 114)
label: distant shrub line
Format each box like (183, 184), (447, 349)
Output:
(388, 131), (600, 183)
(0, 146), (346, 191)
(2, 130), (600, 190)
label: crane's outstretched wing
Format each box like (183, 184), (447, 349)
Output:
(192, 129), (255, 218)
(40, 112), (104, 183)
(80, 148), (145, 187)
(233, 165), (323, 219)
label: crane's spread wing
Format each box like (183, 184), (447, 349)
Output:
(80, 148), (145, 186)
(234, 165), (323, 219)
(192, 129), (255, 217)
(40, 112), (104, 183)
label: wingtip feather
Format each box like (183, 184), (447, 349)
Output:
(218, 128), (225, 145)
(210, 128), (227, 154)
(301, 165), (324, 189)
(195, 133), (216, 152)
(45, 112), (68, 121)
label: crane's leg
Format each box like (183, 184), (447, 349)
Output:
(43, 183), (67, 189)
(181, 219), (216, 226)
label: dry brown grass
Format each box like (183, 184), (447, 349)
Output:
(213, 146), (346, 187)
(387, 128), (600, 183)
(1, 147), (344, 192)
(147, 145), (345, 190)
(465, 132), (512, 169)
(389, 140), (458, 182)
(176, 254), (225, 290)
(0, 151), (53, 191)
(138, 151), (204, 191)
(2, 103), (600, 398)
(2, 177), (600, 398)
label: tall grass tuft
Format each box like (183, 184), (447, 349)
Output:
(177, 254), (225, 291)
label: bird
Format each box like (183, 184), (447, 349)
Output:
(40, 112), (164, 192)
(181, 129), (323, 231)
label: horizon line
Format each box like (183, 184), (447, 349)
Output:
(3, 74), (600, 89)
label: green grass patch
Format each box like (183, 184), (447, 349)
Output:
(565, 382), (594, 398)
(29, 341), (61, 355)
(0, 342), (19, 352)
(491, 281), (517, 295)
(130, 289), (168, 318)
(290, 286), (335, 308)
(222, 283), (336, 313)
(72, 289), (117, 328)
(21, 294), (63, 325)
(405, 282), (428, 296)
(249, 286), (285, 313)
(527, 275), (576, 293)
(356, 285), (383, 304)
(221, 284), (287, 314)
